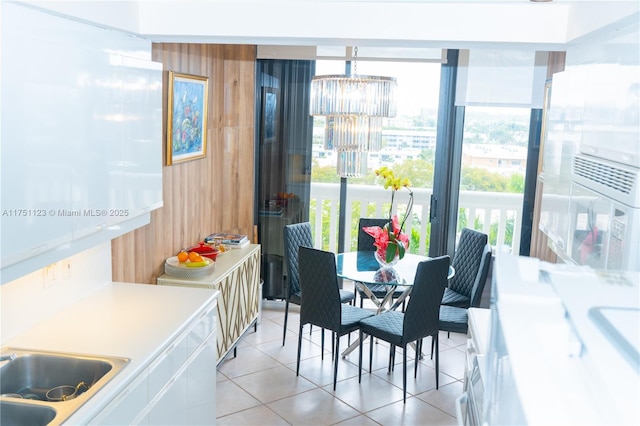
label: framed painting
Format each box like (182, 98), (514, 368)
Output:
(166, 71), (209, 165)
(261, 87), (278, 144)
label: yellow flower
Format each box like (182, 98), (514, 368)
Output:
(375, 167), (411, 191)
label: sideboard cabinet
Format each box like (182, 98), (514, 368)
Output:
(157, 244), (261, 364)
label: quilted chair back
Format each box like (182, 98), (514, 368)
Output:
(298, 246), (342, 331)
(469, 244), (492, 308)
(357, 218), (390, 251)
(283, 222), (313, 296)
(403, 255), (450, 344)
(449, 228), (488, 298)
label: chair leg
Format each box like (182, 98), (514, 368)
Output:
(414, 339), (421, 378)
(296, 323), (304, 376)
(321, 329), (325, 360)
(282, 298), (290, 346)
(388, 344), (394, 374)
(403, 345), (407, 403)
(358, 330), (364, 383)
(333, 333), (340, 391)
(434, 333), (440, 389)
(430, 334), (435, 360)
(369, 335), (374, 374)
(330, 331), (334, 361)
(390, 345), (396, 372)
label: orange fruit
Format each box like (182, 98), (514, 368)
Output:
(188, 251), (201, 262)
(177, 251), (188, 262)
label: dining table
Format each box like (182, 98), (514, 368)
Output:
(336, 251), (455, 356)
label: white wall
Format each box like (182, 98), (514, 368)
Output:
(0, 242), (113, 344)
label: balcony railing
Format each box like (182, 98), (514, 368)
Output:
(309, 182), (523, 255)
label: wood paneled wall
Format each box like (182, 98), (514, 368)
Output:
(112, 44), (257, 284)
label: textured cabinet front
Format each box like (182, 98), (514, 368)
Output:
(157, 245), (261, 364)
(215, 246), (260, 362)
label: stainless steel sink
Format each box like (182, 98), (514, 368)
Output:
(0, 348), (129, 425)
(0, 400), (57, 426)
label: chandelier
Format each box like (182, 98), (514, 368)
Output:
(309, 49), (397, 177)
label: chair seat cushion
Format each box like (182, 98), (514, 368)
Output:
(340, 305), (374, 334)
(289, 291), (302, 305)
(340, 289), (356, 304)
(358, 310), (405, 346)
(439, 305), (469, 334)
(441, 288), (471, 308)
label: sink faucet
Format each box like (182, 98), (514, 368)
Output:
(0, 353), (17, 362)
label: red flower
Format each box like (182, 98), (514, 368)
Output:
(363, 214), (408, 263)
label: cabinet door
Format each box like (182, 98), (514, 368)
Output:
(187, 331), (217, 424)
(91, 371), (148, 426)
(71, 29), (125, 238)
(0, 4), (75, 267)
(146, 371), (188, 426)
(122, 57), (163, 218)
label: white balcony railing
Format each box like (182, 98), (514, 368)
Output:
(308, 182), (523, 255)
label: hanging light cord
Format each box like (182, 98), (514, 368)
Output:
(353, 46), (358, 75)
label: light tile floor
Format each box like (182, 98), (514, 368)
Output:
(216, 284), (468, 426)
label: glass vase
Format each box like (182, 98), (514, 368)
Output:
(374, 250), (400, 268)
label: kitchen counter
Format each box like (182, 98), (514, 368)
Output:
(3, 282), (218, 424)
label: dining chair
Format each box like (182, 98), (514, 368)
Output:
(358, 255), (451, 403)
(441, 228), (489, 308)
(297, 246), (374, 390)
(282, 222), (355, 346)
(439, 243), (492, 335)
(356, 218), (406, 309)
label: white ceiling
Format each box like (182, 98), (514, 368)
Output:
(21, 0), (640, 49)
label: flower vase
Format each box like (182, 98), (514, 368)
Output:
(374, 250), (400, 268)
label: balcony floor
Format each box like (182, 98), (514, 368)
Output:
(216, 281), (467, 425)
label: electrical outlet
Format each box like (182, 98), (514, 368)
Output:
(62, 260), (71, 280)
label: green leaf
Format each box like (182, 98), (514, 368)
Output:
(386, 242), (397, 263)
(397, 242), (406, 259)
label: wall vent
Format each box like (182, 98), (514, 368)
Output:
(572, 154), (640, 208)
(574, 156), (635, 194)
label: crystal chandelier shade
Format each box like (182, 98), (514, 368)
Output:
(324, 116), (383, 152)
(310, 73), (397, 177)
(310, 75), (397, 117)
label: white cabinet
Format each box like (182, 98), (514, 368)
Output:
(0, 3), (162, 283)
(91, 299), (218, 426)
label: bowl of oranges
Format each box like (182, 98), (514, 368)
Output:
(165, 249), (216, 279)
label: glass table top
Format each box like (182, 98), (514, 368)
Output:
(336, 251), (453, 286)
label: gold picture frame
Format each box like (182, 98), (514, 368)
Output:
(166, 71), (209, 165)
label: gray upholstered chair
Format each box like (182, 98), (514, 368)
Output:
(441, 228), (489, 308)
(282, 222), (355, 346)
(358, 255), (451, 403)
(439, 243), (492, 335)
(296, 246), (374, 390)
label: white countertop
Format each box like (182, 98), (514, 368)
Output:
(3, 282), (218, 424)
(492, 254), (640, 426)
